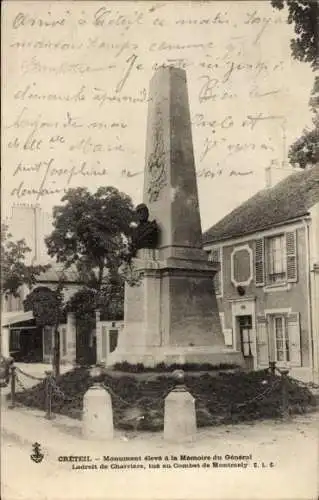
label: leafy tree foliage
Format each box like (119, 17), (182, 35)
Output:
(271, 0), (318, 69)
(45, 187), (135, 328)
(46, 187), (134, 291)
(1, 223), (49, 297)
(271, 0), (319, 168)
(65, 278), (124, 323)
(289, 76), (319, 167)
(24, 284), (65, 376)
(288, 122), (318, 167)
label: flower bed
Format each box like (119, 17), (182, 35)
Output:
(11, 367), (317, 431)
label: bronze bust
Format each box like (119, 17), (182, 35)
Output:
(128, 204), (159, 259)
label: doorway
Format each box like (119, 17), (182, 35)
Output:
(238, 315), (254, 370)
(11, 327), (43, 362)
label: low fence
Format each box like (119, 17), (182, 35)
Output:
(8, 361), (318, 426)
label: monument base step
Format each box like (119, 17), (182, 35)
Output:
(106, 347), (244, 368)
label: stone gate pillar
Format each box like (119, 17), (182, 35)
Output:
(66, 312), (76, 364)
(1, 327), (10, 357)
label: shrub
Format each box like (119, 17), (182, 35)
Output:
(11, 367), (317, 431)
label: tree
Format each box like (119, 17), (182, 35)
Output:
(271, 0), (319, 168)
(45, 187), (135, 360)
(66, 279), (125, 324)
(24, 284), (65, 376)
(289, 76), (319, 167)
(45, 187), (134, 292)
(1, 223), (49, 297)
(271, 0), (318, 70)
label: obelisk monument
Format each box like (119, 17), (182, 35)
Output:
(108, 67), (243, 367)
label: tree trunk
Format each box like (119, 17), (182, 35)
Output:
(53, 325), (60, 377)
(97, 264), (104, 293)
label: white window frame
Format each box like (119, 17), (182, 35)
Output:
(272, 315), (290, 363)
(266, 234), (287, 285)
(264, 308), (297, 367)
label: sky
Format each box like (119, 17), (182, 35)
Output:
(2, 1), (314, 232)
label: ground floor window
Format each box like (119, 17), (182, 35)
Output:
(272, 315), (290, 362)
(256, 311), (301, 367)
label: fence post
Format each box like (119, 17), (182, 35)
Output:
(280, 368), (290, 420)
(82, 365), (113, 440)
(45, 370), (53, 420)
(164, 370), (197, 442)
(9, 364), (16, 409)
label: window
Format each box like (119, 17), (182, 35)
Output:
(208, 247), (222, 296)
(257, 311), (301, 367)
(109, 329), (119, 353)
(255, 231), (297, 286)
(10, 330), (20, 350)
(273, 315), (290, 362)
(267, 235), (286, 283)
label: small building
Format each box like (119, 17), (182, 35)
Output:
(203, 165), (319, 382)
(1, 264), (124, 365)
(1, 265), (81, 364)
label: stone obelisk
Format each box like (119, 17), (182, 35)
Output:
(108, 67), (243, 367)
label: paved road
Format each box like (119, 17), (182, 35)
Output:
(2, 421), (318, 500)
(1, 434), (68, 500)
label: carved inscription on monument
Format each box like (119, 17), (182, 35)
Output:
(147, 105), (167, 203)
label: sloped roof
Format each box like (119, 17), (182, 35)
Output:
(203, 164), (319, 244)
(37, 263), (80, 283)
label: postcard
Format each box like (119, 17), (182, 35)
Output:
(1, 1), (318, 499)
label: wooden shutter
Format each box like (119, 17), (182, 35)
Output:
(224, 329), (233, 347)
(256, 314), (269, 366)
(286, 231), (297, 282)
(210, 248), (221, 295)
(255, 238), (265, 286)
(219, 313), (232, 347)
(287, 312), (301, 366)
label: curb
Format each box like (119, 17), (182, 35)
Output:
(2, 427), (37, 449)
(1, 423), (91, 458)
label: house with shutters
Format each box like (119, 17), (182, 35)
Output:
(203, 165), (319, 383)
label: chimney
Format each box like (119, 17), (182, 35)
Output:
(265, 163), (303, 188)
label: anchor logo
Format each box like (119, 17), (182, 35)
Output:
(30, 442), (44, 463)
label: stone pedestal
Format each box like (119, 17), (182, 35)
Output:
(82, 385), (113, 440)
(164, 388), (196, 442)
(108, 254), (243, 367)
